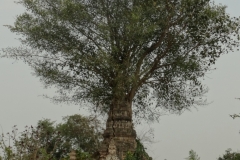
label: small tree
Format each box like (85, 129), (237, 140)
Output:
(55, 114), (103, 158)
(185, 150), (200, 160)
(0, 114), (103, 160)
(0, 123), (59, 160)
(218, 149), (240, 160)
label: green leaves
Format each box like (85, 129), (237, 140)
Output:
(124, 139), (152, 160)
(218, 149), (240, 160)
(0, 114), (103, 160)
(2, 0), (240, 122)
(185, 150), (201, 160)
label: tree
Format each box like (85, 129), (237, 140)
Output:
(230, 98), (240, 119)
(218, 149), (240, 160)
(1, 0), (240, 158)
(54, 114), (103, 158)
(185, 150), (200, 160)
(0, 114), (103, 160)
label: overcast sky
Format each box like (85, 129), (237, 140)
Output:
(0, 1), (240, 160)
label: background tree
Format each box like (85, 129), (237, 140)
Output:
(185, 150), (201, 160)
(0, 120), (60, 160)
(218, 149), (240, 160)
(54, 114), (103, 158)
(0, 114), (103, 160)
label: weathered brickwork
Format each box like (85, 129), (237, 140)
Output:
(98, 102), (137, 160)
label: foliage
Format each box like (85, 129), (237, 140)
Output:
(75, 150), (94, 160)
(230, 98), (240, 119)
(0, 114), (103, 160)
(54, 114), (103, 158)
(124, 139), (152, 160)
(230, 114), (240, 119)
(185, 150), (200, 160)
(0, 124), (59, 160)
(218, 149), (240, 160)
(1, 0), (240, 123)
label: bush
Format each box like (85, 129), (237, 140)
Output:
(0, 114), (103, 160)
(125, 139), (152, 160)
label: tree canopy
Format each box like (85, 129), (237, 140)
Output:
(218, 149), (240, 160)
(185, 150), (201, 160)
(0, 114), (103, 160)
(1, 0), (240, 122)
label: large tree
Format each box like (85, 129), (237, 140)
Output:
(1, 0), (239, 159)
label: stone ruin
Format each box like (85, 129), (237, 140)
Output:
(69, 101), (152, 160)
(69, 150), (76, 160)
(98, 102), (137, 160)
(105, 139), (119, 160)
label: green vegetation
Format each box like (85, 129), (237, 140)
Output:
(218, 149), (240, 160)
(0, 114), (102, 160)
(1, 0), (239, 123)
(1, 0), (240, 158)
(0, 114), (239, 160)
(125, 139), (152, 160)
(185, 150), (200, 160)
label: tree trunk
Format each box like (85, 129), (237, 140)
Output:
(98, 100), (137, 160)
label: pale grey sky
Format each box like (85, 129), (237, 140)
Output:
(0, 1), (240, 160)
